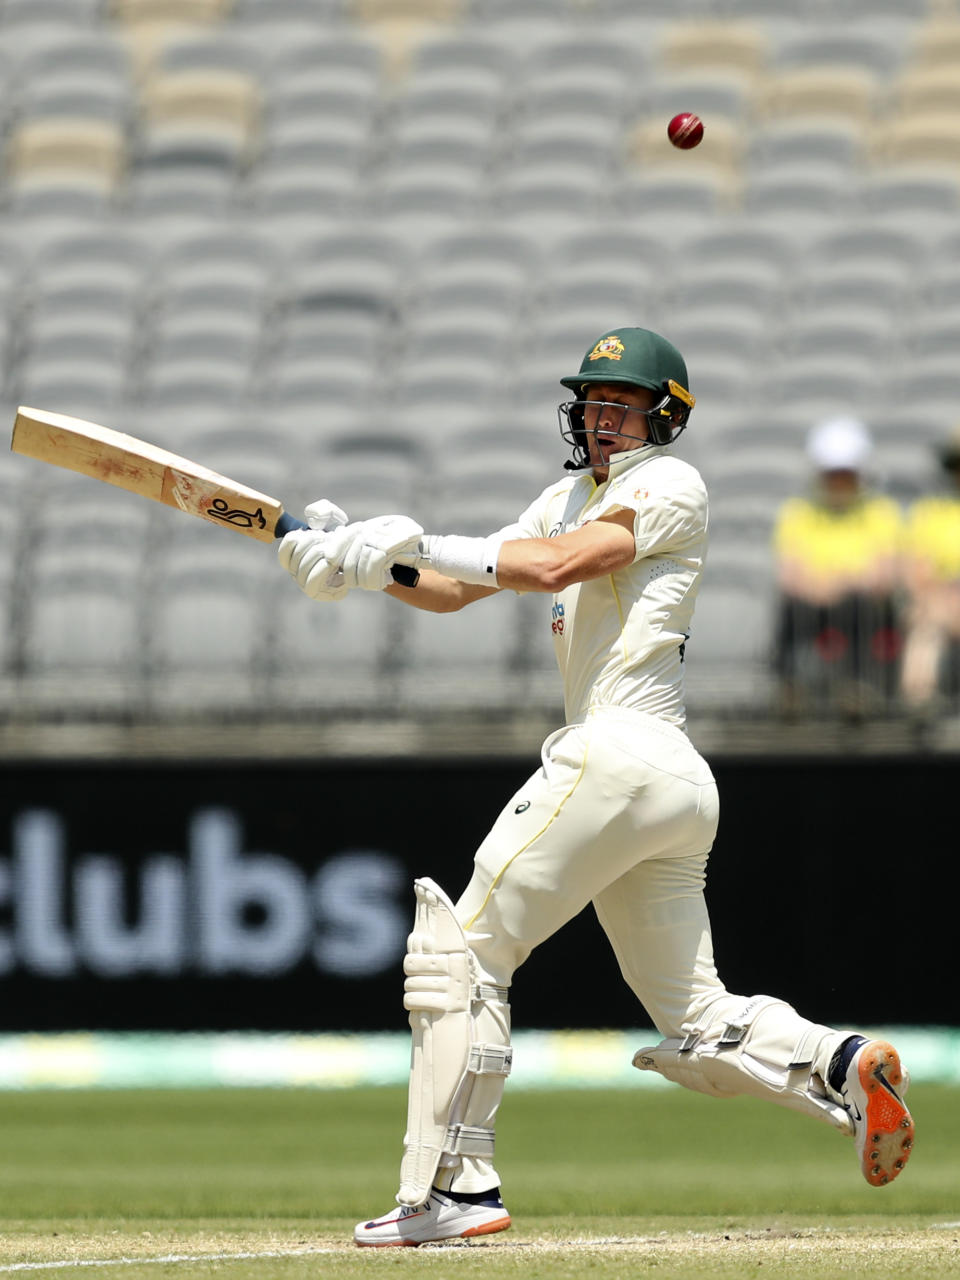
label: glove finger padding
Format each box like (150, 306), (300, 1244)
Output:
(302, 560), (348, 602)
(278, 526), (351, 601)
(305, 499), (348, 532)
(340, 515), (424, 591)
(346, 544), (391, 592)
(278, 530), (325, 578)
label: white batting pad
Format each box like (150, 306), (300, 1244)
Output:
(397, 878), (512, 1207)
(633, 994), (855, 1135)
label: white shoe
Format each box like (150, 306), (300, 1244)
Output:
(354, 1187), (511, 1248)
(841, 1039), (915, 1187)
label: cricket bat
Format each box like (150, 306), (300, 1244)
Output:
(11, 406), (419, 586)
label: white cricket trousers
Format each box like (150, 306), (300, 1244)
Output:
(439, 706), (729, 1194)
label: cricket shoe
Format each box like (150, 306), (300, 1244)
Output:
(841, 1039), (915, 1187)
(354, 1187), (511, 1247)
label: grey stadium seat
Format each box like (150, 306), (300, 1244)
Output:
(792, 264), (915, 314)
(857, 166), (960, 222)
(146, 311), (264, 366)
(21, 321), (135, 370)
(748, 118), (866, 174)
(409, 229), (540, 297)
(394, 590), (526, 710)
(547, 228), (670, 285)
(15, 29), (132, 82)
(773, 28), (906, 74)
(806, 225), (928, 275)
(19, 572), (144, 713)
(144, 572), (267, 714)
(779, 312), (894, 364)
(280, 231), (408, 302)
(263, 34), (384, 98)
(137, 351), (253, 410)
(515, 34), (642, 90)
(267, 586), (399, 712)
(406, 34), (515, 96)
(387, 87), (503, 150)
(153, 28), (263, 77)
(640, 70), (754, 123)
(743, 164), (855, 219)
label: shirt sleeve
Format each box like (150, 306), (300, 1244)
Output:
(504, 480), (569, 540)
(593, 464), (707, 561)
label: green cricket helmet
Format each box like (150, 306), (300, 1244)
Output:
(558, 327), (695, 470)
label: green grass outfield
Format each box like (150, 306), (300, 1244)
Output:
(0, 1084), (956, 1279)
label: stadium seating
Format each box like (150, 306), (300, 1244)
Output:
(3, 2), (960, 725)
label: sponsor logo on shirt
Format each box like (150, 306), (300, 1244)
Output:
(551, 601), (565, 635)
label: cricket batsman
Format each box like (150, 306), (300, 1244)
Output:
(278, 328), (915, 1247)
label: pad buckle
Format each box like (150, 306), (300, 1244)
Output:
(468, 1044), (513, 1076)
(443, 1124), (496, 1158)
(719, 1023), (747, 1048)
(474, 982), (509, 1002)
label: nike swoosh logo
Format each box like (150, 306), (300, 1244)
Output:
(363, 1209), (425, 1229)
(875, 1072), (902, 1104)
(842, 1089), (863, 1123)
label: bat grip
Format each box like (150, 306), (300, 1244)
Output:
(274, 513), (420, 588)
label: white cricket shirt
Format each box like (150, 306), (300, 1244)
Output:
(514, 444), (709, 729)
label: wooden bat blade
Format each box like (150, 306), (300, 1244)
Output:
(10, 406), (420, 585)
(12, 406), (285, 542)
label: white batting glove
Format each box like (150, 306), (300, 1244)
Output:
(278, 526), (352, 602)
(338, 514), (424, 591)
(304, 499), (348, 532)
(277, 498), (351, 602)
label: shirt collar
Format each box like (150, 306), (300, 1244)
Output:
(606, 442), (669, 478)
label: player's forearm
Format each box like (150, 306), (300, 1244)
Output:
(493, 538), (586, 592)
(496, 525), (636, 593)
(388, 515), (635, 601)
(386, 538), (598, 601)
(385, 570), (498, 612)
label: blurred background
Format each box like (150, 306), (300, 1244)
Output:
(1, 0), (958, 1084)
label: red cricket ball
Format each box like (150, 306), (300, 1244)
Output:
(667, 112), (704, 149)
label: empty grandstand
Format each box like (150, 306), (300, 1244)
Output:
(2, 0), (960, 753)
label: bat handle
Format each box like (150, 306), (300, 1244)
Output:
(274, 513), (420, 588)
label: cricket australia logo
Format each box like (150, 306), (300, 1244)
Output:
(588, 335), (625, 362)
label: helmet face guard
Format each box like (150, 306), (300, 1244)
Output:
(558, 379), (696, 471)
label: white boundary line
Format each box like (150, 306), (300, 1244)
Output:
(0, 1249), (341, 1273)
(4, 1226), (955, 1270)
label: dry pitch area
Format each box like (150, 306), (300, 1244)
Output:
(0, 1224), (957, 1280)
(0, 1084), (956, 1278)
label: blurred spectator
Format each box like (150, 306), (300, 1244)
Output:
(772, 417), (903, 717)
(900, 428), (960, 716)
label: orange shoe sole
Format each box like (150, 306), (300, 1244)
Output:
(462, 1213), (512, 1239)
(857, 1041), (915, 1187)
